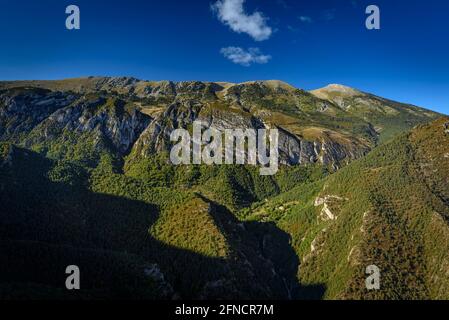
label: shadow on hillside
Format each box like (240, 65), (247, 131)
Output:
(0, 147), (325, 300)
(195, 193), (326, 300)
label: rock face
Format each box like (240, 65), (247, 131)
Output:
(130, 100), (369, 168)
(21, 95), (152, 154)
(0, 88), (76, 142)
(314, 195), (348, 221)
(132, 101), (203, 156)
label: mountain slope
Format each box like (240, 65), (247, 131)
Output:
(244, 117), (449, 299)
(0, 143), (312, 299)
(311, 84), (438, 143)
(0, 77), (447, 300)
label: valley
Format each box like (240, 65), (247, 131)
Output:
(0, 77), (447, 299)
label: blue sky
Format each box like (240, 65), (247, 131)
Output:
(0, 0), (448, 114)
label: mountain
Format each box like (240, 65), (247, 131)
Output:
(311, 84), (438, 143)
(0, 77), (447, 300)
(0, 77), (440, 170)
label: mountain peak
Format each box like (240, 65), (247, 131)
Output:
(319, 84), (361, 95)
(310, 84), (363, 102)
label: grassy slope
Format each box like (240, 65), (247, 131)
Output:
(310, 85), (441, 143)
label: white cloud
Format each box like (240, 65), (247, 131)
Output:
(220, 47), (271, 66)
(298, 16), (313, 23)
(212, 0), (273, 41)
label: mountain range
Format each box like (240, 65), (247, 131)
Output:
(0, 77), (448, 299)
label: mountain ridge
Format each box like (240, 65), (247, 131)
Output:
(1, 76), (443, 111)
(0, 77), (441, 170)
